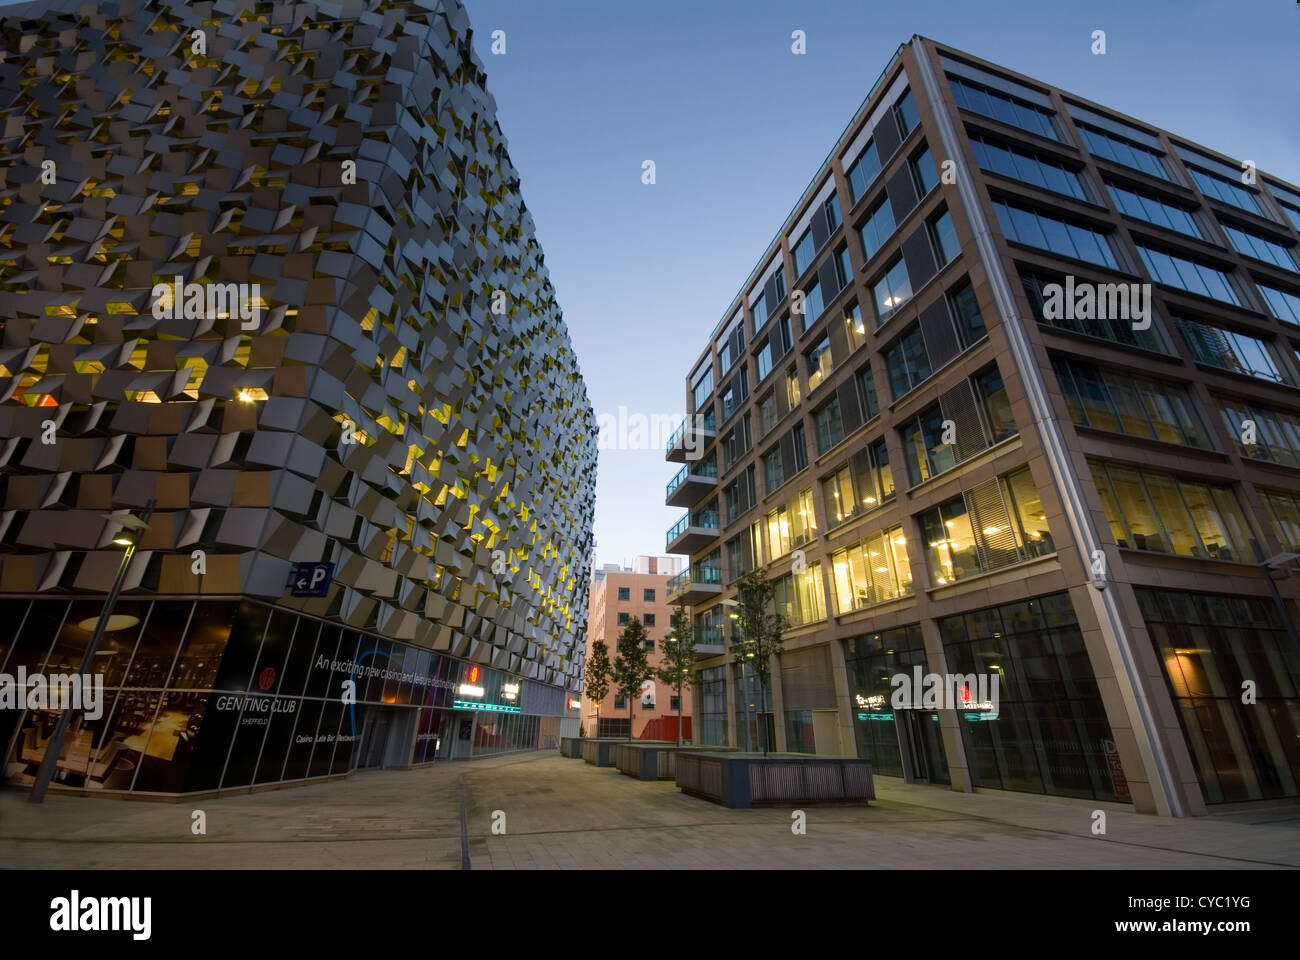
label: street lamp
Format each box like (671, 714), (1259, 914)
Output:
(29, 500), (154, 804)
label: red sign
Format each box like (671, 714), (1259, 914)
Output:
(258, 667), (276, 691)
(466, 665), (480, 684)
(1103, 738), (1130, 799)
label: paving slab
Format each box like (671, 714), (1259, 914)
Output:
(2, 751), (1297, 869)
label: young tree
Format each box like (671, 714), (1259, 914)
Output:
(614, 617), (654, 741)
(583, 639), (613, 738)
(730, 567), (787, 756)
(657, 601), (698, 746)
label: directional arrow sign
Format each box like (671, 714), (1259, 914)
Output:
(290, 562), (335, 598)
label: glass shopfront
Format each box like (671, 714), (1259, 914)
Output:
(697, 666), (728, 746)
(1, 598), (570, 796)
(733, 661), (775, 753)
(939, 591), (1127, 802)
(1139, 588), (1300, 804)
(844, 623), (947, 781)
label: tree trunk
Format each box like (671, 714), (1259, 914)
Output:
(759, 676), (769, 757)
(676, 679), (683, 746)
(628, 696), (634, 741)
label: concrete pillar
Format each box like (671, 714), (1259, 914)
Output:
(827, 637), (858, 758)
(919, 618), (974, 792)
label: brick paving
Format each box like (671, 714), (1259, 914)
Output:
(2, 751), (1297, 869)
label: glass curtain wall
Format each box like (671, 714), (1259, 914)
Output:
(1, 598), (565, 795)
(1139, 589), (1300, 803)
(938, 592), (1128, 802)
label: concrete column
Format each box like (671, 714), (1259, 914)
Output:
(919, 618), (974, 792)
(827, 637), (858, 758)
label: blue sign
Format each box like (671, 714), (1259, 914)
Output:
(291, 562), (335, 597)
(453, 699), (521, 714)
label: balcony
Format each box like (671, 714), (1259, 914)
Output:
(666, 564), (723, 605)
(693, 624), (727, 658)
(665, 460), (718, 507)
(666, 508), (721, 555)
(665, 416), (717, 464)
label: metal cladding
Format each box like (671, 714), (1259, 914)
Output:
(0, 0), (598, 688)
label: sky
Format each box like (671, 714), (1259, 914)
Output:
(464, 0), (1300, 572)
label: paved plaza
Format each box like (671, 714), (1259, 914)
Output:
(2, 751), (1298, 870)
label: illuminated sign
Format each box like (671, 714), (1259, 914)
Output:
(453, 699), (521, 714)
(458, 665), (485, 698)
(960, 683), (998, 719)
(855, 692), (890, 721)
(502, 682), (520, 702)
(567, 697), (581, 711)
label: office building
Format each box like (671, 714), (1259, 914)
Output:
(665, 36), (1300, 815)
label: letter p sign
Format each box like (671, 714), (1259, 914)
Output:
(291, 562), (335, 598)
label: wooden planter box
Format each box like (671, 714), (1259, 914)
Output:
(580, 739), (623, 767)
(676, 753), (874, 808)
(581, 739), (675, 769)
(613, 743), (735, 781)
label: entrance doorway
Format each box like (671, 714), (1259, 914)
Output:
(357, 707), (394, 770)
(902, 711), (950, 784)
(447, 712), (475, 759)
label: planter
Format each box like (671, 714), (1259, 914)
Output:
(581, 738), (676, 769)
(676, 752), (874, 808)
(559, 737), (584, 759)
(580, 739), (624, 767)
(613, 743), (735, 781)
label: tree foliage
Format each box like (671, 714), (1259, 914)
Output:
(657, 601), (698, 745)
(584, 639), (613, 735)
(730, 567), (787, 755)
(614, 617), (654, 740)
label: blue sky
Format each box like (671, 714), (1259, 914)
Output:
(465, 0), (1300, 571)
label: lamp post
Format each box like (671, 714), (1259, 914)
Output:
(29, 500), (154, 804)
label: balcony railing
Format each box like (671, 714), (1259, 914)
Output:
(666, 510), (720, 547)
(665, 460), (718, 500)
(697, 623), (726, 646)
(667, 564), (723, 597)
(665, 412), (718, 456)
(666, 420), (691, 456)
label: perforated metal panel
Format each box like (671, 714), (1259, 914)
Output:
(965, 478), (1022, 571)
(918, 296), (960, 369)
(0, 0), (598, 688)
(780, 645), (836, 710)
(940, 380), (989, 461)
(900, 224), (939, 293)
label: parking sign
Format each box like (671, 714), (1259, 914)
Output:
(290, 562), (335, 598)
